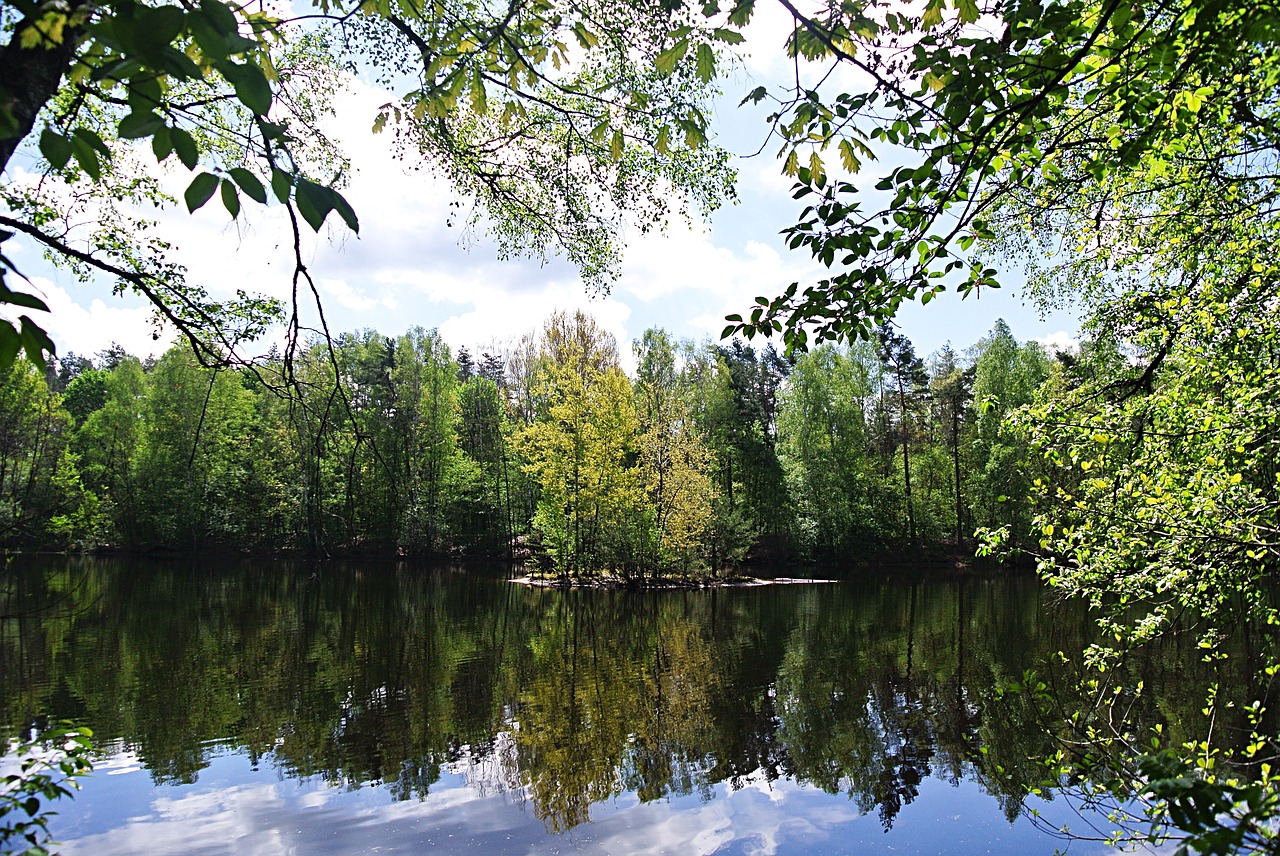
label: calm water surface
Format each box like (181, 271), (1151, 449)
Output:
(1, 558), (1178, 855)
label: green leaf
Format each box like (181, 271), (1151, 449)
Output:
(171, 127), (199, 169)
(712, 27), (745, 44)
(221, 61), (273, 115)
(809, 151), (826, 185)
(695, 43), (715, 83)
(783, 149), (798, 176)
(184, 172), (220, 212)
(72, 128), (109, 156)
(295, 179), (331, 231)
(157, 44), (203, 80)
(188, 13), (230, 60)
(18, 315), (55, 364)
(199, 0), (240, 36)
(329, 188), (359, 233)
(270, 167), (292, 203)
(955, 0), (979, 24)
(89, 57), (142, 84)
(0, 320), (19, 372)
(39, 129), (72, 169)
(655, 39), (689, 75)
(922, 0), (945, 27)
(127, 74), (163, 110)
(220, 178), (241, 218)
(228, 167), (267, 203)
(118, 111), (164, 140)
(572, 22), (598, 48)
(258, 121), (287, 141)
(151, 125), (173, 161)
(469, 70), (487, 115)
(727, 0), (755, 28)
(654, 126), (670, 154)
(838, 139), (860, 171)
(69, 133), (103, 181)
(135, 5), (186, 52)
(0, 284), (50, 313)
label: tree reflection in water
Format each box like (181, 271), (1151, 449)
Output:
(0, 557), (1227, 838)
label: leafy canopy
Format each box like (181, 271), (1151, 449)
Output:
(722, 0), (1279, 348)
(0, 0), (737, 368)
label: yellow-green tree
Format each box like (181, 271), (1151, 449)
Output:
(517, 312), (648, 580)
(633, 329), (716, 574)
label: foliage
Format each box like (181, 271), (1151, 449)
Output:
(966, 321), (1050, 549)
(0, 0), (735, 367)
(725, 0), (1279, 348)
(776, 342), (880, 554)
(0, 361), (100, 546)
(516, 312), (650, 578)
(877, 323), (928, 542)
(454, 374), (520, 553)
(0, 311), (1070, 573)
(0, 724), (92, 855)
(0, 315), (993, 566)
(633, 329), (717, 573)
(70, 355), (146, 546)
(927, 343), (972, 542)
(702, 340), (792, 555)
(1136, 751), (1280, 856)
(964, 0), (1280, 837)
(705, 0), (1280, 847)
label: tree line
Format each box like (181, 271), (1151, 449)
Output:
(1, 309), (1070, 578)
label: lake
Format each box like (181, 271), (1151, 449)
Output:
(1, 557), (1177, 855)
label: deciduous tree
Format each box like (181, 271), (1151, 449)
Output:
(0, 0), (735, 366)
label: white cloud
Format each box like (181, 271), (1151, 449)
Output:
(0, 277), (174, 360)
(53, 741), (1156, 856)
(437, 285), (635, 370)
(1036, 330), (1080, 354)
(618, 224), (818, 346)
(319, 278), (379, 312)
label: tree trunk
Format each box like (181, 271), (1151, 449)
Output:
(951, 405), (962, 543)
(0, 11), (87, 172)
(897, 376), (915, 543)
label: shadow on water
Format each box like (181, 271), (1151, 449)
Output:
(0, 555), (1242, 846)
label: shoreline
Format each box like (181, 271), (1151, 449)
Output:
(509, 575), (839, 590)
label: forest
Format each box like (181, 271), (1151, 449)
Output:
(0, 310), (1060, 579)
(1, 0), (1278, 850)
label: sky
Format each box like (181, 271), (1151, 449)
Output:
(6, 5), (1081, 373)
(53, 744), (1150, 856)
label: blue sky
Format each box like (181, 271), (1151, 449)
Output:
(7, 7), (1080, 370)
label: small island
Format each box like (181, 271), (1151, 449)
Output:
(510, 572), (838, 590)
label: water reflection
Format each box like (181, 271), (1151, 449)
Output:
(0, 558), (1216, 849)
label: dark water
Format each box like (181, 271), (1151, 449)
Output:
(1, 557), (1196, 855)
